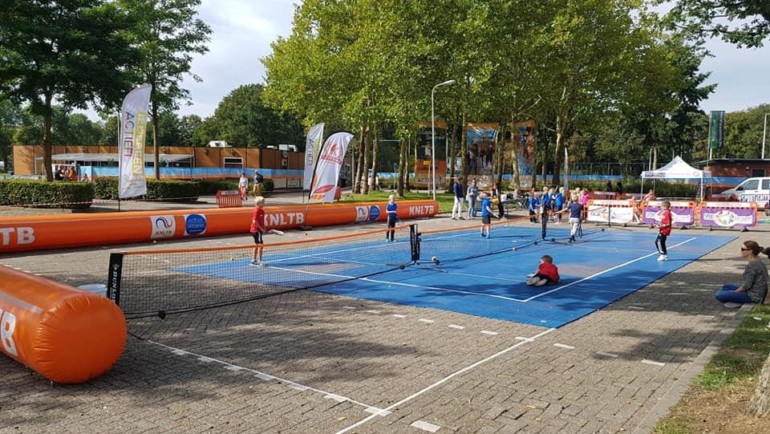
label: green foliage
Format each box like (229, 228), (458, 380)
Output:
(0, 179), (93, 209)
(667, 0), (770, 48)
(203, 84), (304, 148)
(92, 178), (199, 201)
(697, 305), (770, 390)
(198, 179), (239, 195)
(118, 0), (211, 178)
(0, 0), (137, 180)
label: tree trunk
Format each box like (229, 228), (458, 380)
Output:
(362, 123), (371, 195)
(370, 124), (378, 192)
(354, 125), (367, 194)
(552, 112), (568, 186)
(397, 136), (407, 197)
(42, 91), (53, 182)
(511, 113), (521, 190)
(749, 352), (770, 416)
(152, 98), (160, 180)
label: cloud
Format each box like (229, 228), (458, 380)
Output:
(699, 38), (770, 113)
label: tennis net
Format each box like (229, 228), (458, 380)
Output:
(108, 224), (417, 319)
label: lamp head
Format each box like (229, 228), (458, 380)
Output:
(441, 79), (456, 86)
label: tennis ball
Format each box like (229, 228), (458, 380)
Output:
(512, 246), (518, 251)
(431, 256), (437, 262)
(229, 257), (235, 261)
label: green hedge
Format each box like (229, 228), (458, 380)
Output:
(0, 179), (94, 209)
(571, 180), (698, 198)
(92, 178), (200, 202)
(197, 178), (275, 195)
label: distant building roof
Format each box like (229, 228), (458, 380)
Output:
(36, 153), (194, 163)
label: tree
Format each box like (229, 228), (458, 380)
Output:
(0, 99), (23, 169)
(667, 0), (770, 47)
(206, 84), (304, 148)
(179, 114), (203, 146)
(119, 0), (211, 178)
(0, 0), (137, 181)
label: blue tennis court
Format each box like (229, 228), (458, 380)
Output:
(177, 225), (734, 328)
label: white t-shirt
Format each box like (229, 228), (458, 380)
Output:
(239, 176), (248, 188)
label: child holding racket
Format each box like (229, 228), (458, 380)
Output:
(655, 200), (672, 261)
(250, 196), (266, 266)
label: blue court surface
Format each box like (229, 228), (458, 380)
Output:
(179, 226), (734, 328)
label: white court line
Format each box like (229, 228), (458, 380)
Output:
(519, 237), (697, 302)
(411, 420), (441, 432)
(349, 237), (699, 304)
(597, 351), (619, 358)
(147, 339), (381, 412)
(267, 238), (698, 306)
(335, 328), (555, 434)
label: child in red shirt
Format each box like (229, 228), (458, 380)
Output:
(527, 255), (560, 287)
(250, 196), (266, 266)
(655, 200), (672, 261)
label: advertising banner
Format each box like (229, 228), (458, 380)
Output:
(118, 85), (152, 199)
(303, 123), (325, 191)
(309, 132), (354, 203)
(586, 200), (635, 224)
(513, 120), (536, 189)
(708, 110), (725, 150)
(642, 201), (696, 226)
(699, 202), (757, 228)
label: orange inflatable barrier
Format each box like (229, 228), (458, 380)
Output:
(0, 200), (438, 253)
(0, 266), (126, 383)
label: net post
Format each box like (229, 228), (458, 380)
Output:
(107, 253), (124, 305)
(409, 224), (420, 262)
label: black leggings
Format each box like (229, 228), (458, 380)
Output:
(386, 216), (397, 241)
(655, 234), (668, 255)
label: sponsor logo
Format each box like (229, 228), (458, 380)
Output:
(265, 212), (305, 227)
(408, 205), (435, 216)
(0, 227), (35, 247)
(184, 214), (207, 236)
(0, 308), (18, 357)
(355, 206), (369, 222)
(368, 206), (381, 221)
(150, 216), (176, 239)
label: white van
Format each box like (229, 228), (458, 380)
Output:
(721, 177), (770, 211)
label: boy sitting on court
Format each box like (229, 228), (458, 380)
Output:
(526, 255), (560, 287)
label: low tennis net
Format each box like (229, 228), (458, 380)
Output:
(108, 224), (417, 319)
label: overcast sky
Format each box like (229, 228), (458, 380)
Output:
(115, 0), (770, 120)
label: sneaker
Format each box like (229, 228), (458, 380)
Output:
(657, 255), (667, 261)
(250, 260), (259, 266)
(534, 279), (547, 287)
(259, 261), (266, 267)
(723, 302), (742, 308)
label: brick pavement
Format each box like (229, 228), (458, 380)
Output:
(0, 196), (765, 434)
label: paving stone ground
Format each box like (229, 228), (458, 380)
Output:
(1, 193), (766, 434)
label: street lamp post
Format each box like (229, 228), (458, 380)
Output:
(763, 113), (769, 160)
(431, 79), (455, 200)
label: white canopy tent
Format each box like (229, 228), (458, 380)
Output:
(641, 156), (712, 201)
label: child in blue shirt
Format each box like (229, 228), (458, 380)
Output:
(386, 194), (398, 242)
